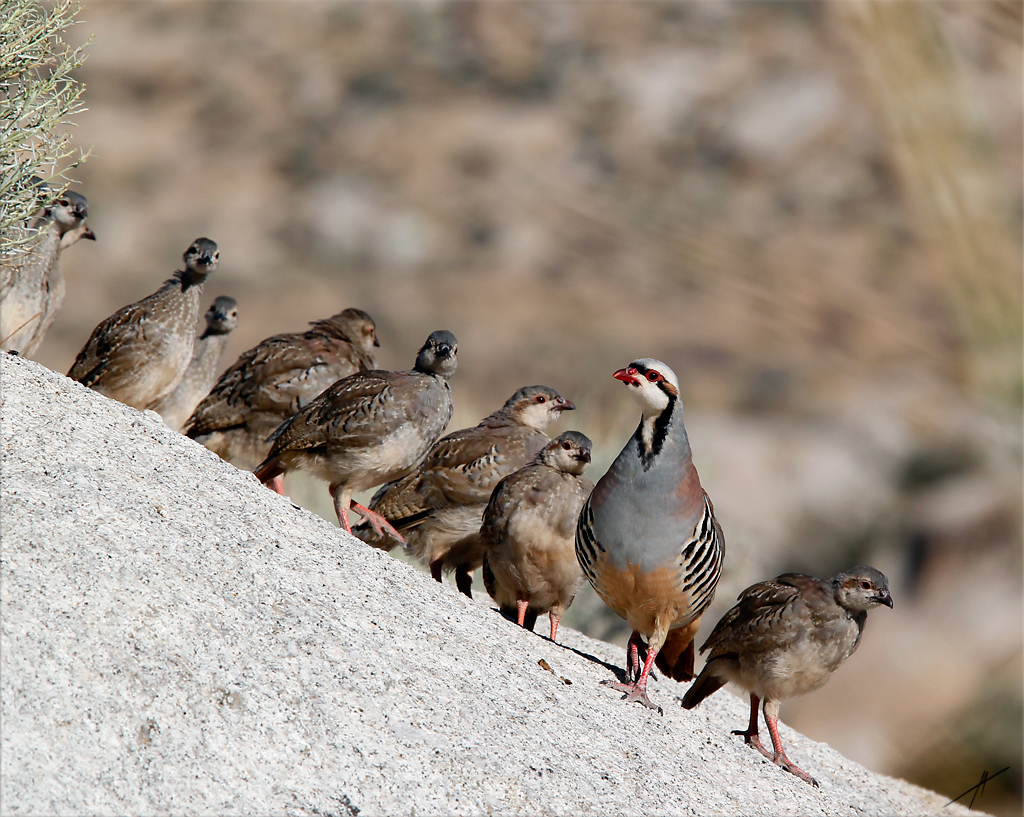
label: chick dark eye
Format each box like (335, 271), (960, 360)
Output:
(536, 396), (546, 403)
(860, 581), (871, 590)
(561, 442), (571, 450)
(646, 371), (660, 382)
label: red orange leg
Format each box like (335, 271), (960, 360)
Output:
(516, 599), (529, 628)
(350, 500), (406, 546)
(603, 641), (663, 714)
(732, 694), (773, 760)
(549, 614), (560, 642)
(764, 708), (818, 787)
(329, 486), (353, 533)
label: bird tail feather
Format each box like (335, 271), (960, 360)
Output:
(253, 458), (282, 485)
(680, 665), (726, 709)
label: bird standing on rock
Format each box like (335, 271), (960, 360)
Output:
(183, 308), (379, 471)
(253, 330), (458, 538)
(153, 296), (239, 431)
(481, 430), (592, 642)
(68, 238), (219, 410)
(2, 190), (95, 356)
(355, 384), (575, 597)
(576, 359), (724, 712)
(681, 567), (892, 787)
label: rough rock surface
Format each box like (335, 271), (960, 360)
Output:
(1, 354), (979, 816)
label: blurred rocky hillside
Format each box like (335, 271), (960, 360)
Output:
(22, 2), (1023, 813)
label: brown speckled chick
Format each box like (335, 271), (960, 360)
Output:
(153, 296), (239, 431)
(183, 308), (378, 471)
(355, 385), (574, 597)
(67, 238), (219, 410)
(481, 431), (593, 642)
(2, 191), (94, 356)
(254, 330), (458, 537)
(681, 566), (892, 787)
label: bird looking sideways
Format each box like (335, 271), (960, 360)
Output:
(67, 238), (219, 410)
(354, 384), (575, 597)
(153, 296), (240, 431)
(576, 359), (724, 713)
(481, 430), (593, 642)
(184, 308), (378, 471)
(682, 567), (892, 786)
(253, 330), (458, 538)
(1, 190), (95, 356)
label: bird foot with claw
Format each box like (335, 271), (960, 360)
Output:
(731, 729), (774, 761)
(350, 501), (407, 547)
(776, 756), (819, 787)
(601, 679), (663, 714)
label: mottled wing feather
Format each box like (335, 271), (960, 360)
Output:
(478, 471), (520, 548)
(265, 371), (437, 456)
(67, 302), (149, 387)
(699, 574), (816, 658)
(371, 424), (541, 524)
(185, 334), (366, 436)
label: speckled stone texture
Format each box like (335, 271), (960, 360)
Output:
(1, 353), (981, 816)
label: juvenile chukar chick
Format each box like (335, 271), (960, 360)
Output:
(682, 567), (892, 786)
(254, 330), (458, 536)
(355, 385), (574, 597)
(481, 431), (592, 642)
(67, 238), (219, 410)
(576, 359), (725, 712)
(152, 296), (239, 431)
(183, 308), (378, 471)
(2, 190), (94, 356)
(1, 188), (90, 305)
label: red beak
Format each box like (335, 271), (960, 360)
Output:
(613, 367), (640, 386)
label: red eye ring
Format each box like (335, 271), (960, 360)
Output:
(646, 371), (660, 382)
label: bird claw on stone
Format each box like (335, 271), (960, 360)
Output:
(777, 757), (819, 787)
(601, 679), (663, 715)
(731, 729), (774, 761)
(350, 501), (407, 547)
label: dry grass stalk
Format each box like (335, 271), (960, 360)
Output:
(832, 0), (1022, 409)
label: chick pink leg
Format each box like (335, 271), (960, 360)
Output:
(329, 485), (353, 533)
(764, 706), (818, 787)
(350, 500), (406, 546)
(516, 599), (529, 627)
(732, 694), (773, 760)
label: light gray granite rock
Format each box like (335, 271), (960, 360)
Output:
(1, 353), (980, 816)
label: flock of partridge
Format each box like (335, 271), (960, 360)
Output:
(3, 192), (893, 788)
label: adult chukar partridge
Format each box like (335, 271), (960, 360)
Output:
(152, 296), (239, 431)
(481, 430), (592, 642)
(682, 567), (892, 786)
(253, 330), (458, 537)
(2, 190), (94, 356)
(355, 385), (574, 597)
(68, 238), (219, 410)
(576, 358), (724, 712)
(183, 308), (378, 471)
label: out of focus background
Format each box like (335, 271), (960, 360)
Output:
(20, 1), (1024, 812)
